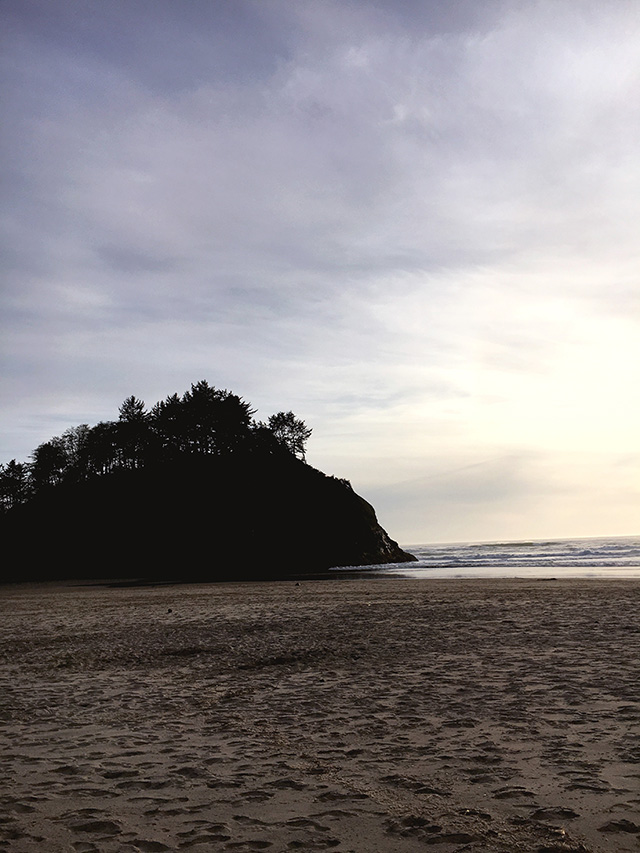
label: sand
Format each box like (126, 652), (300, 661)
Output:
(0, 577), (638, 853)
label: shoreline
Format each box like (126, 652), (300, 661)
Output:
(4, 567), (640, 589)
(1, 578), (639, 852)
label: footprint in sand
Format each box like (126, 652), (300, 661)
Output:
(178, 833), (232, 848)
(266, 777), (307, 790)
(386, 815), (479, 846)
(492, 785), (537, 800)
(285, 817), (330, 832)
(598, 818), (640, 833)
(316, 790), (369, 802)
(531, 807), (580, 822)
(100, 768), (139, 779)
(232, 789), (274, 802)
(69, 819), (121, 835)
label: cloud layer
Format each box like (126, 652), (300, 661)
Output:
(2, 0), (639, 541)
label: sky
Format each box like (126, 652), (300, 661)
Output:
(1, 0), (639, 545)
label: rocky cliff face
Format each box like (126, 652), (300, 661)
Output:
(3, 451), (415, 581)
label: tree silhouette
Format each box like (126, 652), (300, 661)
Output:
(180, 381), (226, 454)
(154, 381), (256, 456)
(150, 393), (185, 458)
(118, 396), (149, 468)
(209, 388), (255, 454)
(0, 460), (29, 510)
(118, 396), (147, 422)
(30, 439), (68, 489)
(1, 382), (311, 504)
(84, 421), (120, 476)
(59, 424), (92, 482)
(267, 411), (312, 460)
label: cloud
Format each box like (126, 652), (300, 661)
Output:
(1, 0), (639, 540)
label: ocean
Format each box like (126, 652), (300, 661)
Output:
(350, 535), (640, 579)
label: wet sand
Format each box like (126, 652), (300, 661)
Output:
(1, 578), (639, 852)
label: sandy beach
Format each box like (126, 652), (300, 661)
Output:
(1, 577), (638, 853)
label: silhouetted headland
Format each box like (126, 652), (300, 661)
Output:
(1, 382), (415, 582)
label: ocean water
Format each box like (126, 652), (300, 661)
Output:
(356, 536), (640, 579)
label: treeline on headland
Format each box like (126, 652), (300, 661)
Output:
(1, 381), (415, 582)
(0, 381), (312, 507)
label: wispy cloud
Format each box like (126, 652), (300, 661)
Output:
(1, 0), (639, 540)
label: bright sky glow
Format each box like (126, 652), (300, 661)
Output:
(1, 0), (639, 543)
